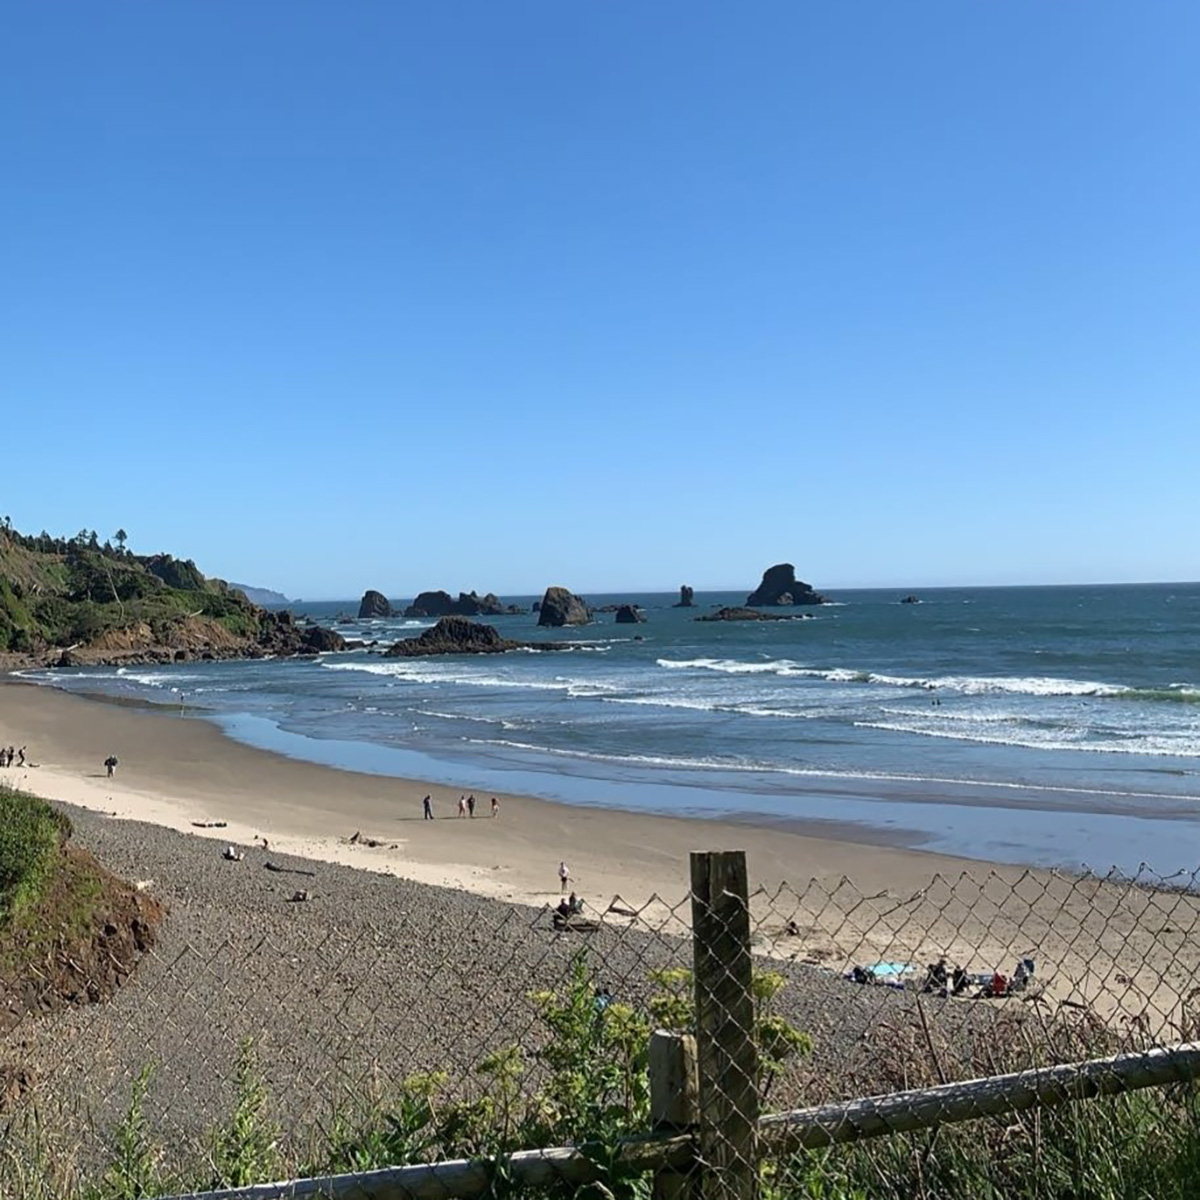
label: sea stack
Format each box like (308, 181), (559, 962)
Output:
(674, 585), (695, 608)
(745, 563), (827, 607)
(537, 586), (592, 627)
(404, 590), (507, 618)
(614, 604), (646, 624)
(358, 589), (393, 619)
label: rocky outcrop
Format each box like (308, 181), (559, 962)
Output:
(358, 590), (394, 619)
(404, 590), (507, 618)
(745, 564), (827, 607)
(537, 587), (592, 627)
(674, 585), (695, 608)
(386, 617), (517, 657)
(302, 626), (347, 653)
(384, 616), (570, 658)
(614, 605), (646, 624)
(695, 607), (809, 622)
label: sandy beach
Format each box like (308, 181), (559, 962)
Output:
(3, 677), (1200, 1033)
(0, 678), (1005, 911)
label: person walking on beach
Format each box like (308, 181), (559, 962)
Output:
(559, 860), (571, 893)
(422, 794), (433, 820)
(16, 747), (25, 768)
(104, 754), (118, 778)
(457, 795), (467, 818)
(490, 796), (499, 818)
(467, 794), (476, 818)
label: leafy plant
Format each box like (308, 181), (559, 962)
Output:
(208, 1039), (279, 1189)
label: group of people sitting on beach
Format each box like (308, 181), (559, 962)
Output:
(845, 953), (1035, 1000)
(0, 745), (26, 768)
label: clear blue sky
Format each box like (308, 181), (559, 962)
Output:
(3, 3), (1198, 598)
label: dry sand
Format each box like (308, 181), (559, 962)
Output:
(2, 679), (1199, 1028)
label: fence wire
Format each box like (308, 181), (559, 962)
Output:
(5, 849), (1200, 1200)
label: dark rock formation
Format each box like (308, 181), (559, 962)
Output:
(695, 607), (807, 622)
(384, 616), (571, 658)
(385, 617), (518, 657)
(302, 626), (347, 653)
(537, 587), (592, 627)
(614, 605), (646, 624)
(254, 612), (347, 655)
(745, 564), (827, 607)
(404, 590), (507, 618)
(674, 585), (695, 608)
(358, 590), (394, 619)
(504, 604), (525, 615)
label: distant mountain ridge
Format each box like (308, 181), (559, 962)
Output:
(230, 583), (291, 607)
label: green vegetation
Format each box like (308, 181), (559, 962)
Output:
(0, 789), (67, 927)
(0, 523), (267, 653)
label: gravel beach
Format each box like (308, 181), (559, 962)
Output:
(3, 804), (1012, 1176)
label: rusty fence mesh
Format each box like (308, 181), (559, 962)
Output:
(5, 851), (1200, 1199)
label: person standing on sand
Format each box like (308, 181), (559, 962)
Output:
(559, 860), (571, 893)
(457, 795), (467, 818)
(491, 796), (499, 818)
(467, 794), (476, 818)
(422, 794), (433, 820)
(16, 747), (26, 767)
(104, 754), (118, 778)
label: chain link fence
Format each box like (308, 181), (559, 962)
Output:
(5, 849), (1200, 1199)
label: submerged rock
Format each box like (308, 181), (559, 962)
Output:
(695, 607), (807, 622)
(746, 564), (827, 607)
(537, 586), (592, 627)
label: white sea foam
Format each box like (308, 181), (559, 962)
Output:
(462, 738), (1200, 800)
(114, 670), (205, 688)
(857, 719), (1200, 759)
(653, 657), (1160, 699)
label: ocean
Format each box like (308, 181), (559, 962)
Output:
(22, 584), (1200, 873)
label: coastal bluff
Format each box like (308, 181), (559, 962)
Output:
(746, 563), (828, 607)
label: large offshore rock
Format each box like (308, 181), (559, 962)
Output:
(385, 616), (520, 657)
(745, 564), (827, 607)
(674, 585), (695, 607)
(614, 605), (646, 624)
(537, 586), (592, 627)
(358, 589), (393, 618)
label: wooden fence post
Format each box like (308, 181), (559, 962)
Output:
(691, 850), (759, 1200)
(649, 1029), (699, 1200)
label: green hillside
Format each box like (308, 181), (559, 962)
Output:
(0, 521), (265, 655)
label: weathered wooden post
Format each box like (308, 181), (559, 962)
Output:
(691, 851), (759, 1200)
(649, 1029), (699, 1200)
